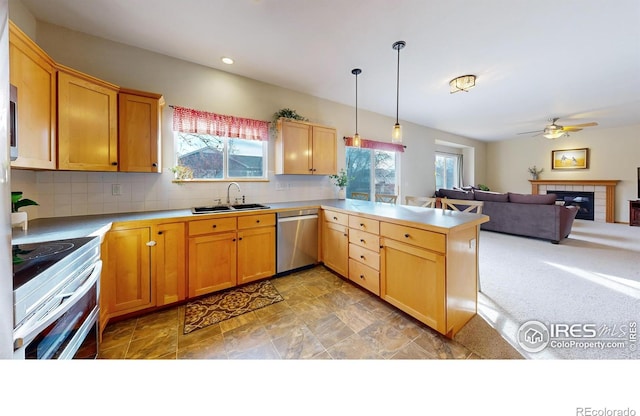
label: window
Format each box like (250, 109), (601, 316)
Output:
(345, 141), (401, 201)
(172, 106), (269, 180)
(174, 133), (267, 179)
(435, 152), (462, 189)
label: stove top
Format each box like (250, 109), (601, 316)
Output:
(13, 237), (97, 291)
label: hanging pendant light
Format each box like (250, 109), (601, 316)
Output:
(351, 68), (362, 148)
(392, 40), (405, 144)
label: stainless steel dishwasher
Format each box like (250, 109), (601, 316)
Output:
(276, 208), (319, 274)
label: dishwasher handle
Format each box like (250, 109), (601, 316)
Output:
(277, 214), (318, 223)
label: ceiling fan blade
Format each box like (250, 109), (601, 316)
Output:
(562, 127), (583, 132)
(564, 122), (598, 128)
(517, 130), (543, 135)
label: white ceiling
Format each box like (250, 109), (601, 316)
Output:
(19, 0), (640, 141)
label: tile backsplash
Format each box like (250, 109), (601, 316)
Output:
(11, 169), (336, 220)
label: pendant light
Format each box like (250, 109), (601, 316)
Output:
(351, 68), (362, 148)
(392, 40), (405, 144)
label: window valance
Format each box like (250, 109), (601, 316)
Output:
(344, 136), (405, 153)
(172, 106), (269, 141)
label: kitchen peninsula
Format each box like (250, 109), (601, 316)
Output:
(12, 199), (489, 338)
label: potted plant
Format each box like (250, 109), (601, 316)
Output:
(528, 166), (543, 180)
(11, 191), (38, 231)
(329, 169), (349, 199)
(270, 108), (308, 137)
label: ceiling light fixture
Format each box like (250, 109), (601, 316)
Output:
(543, 130), (566, 139)
(221, 57), (234, 65)
(351, 68), (362, 148)
(392, 40), (405, 144)
(449, 74), (476, 94)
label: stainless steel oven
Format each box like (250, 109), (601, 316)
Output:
(12, 237), (101, 359)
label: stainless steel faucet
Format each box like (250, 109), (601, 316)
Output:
(227, 182), (241, 204)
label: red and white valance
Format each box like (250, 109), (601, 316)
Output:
(344, 136), (405, 153)
(172, 106), (269, 141)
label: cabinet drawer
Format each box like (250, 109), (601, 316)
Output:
(189, 217), (237, 236)
(380, 222), (445, 253)
(349, 243), (380, 270)
(323, 209), (348, 226)
(348, 229), (380, 253)
(348, 258), (380, 295)
(238, 213), (275, 229)
(348, 216), (379, 234)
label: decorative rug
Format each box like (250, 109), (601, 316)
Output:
(183, 280), (284, 334)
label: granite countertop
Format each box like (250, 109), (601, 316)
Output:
(11, 199), (488, 245)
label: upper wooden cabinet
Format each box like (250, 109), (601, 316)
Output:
(57, 66), (119, 171)
(275, 119), (337, 175)
(9, 21), (57, 170)
(118, 88), (164, 173)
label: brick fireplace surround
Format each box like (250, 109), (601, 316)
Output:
(529, 180), (620, 223)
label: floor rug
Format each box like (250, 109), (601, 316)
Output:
(183, 280), (284, 334)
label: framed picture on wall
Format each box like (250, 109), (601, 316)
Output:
(551, 148), (589, 170)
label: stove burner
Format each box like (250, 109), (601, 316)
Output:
(15, 242), (75, 261)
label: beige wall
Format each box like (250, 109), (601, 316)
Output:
(9, 6), (486, 219)
(486, 124), (640, 222)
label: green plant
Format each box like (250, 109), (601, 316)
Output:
(329, 169), (350, 188)
(476, 184), (490, 191)
(528, 165), (544, 177)
(168, 165), (194, 181)
(272, 108), (307, 124)
(11, 192), (38, 213)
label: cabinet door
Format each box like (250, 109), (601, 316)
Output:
(9, 22), (57, 170)
(322, 221), (348, 277)
(380, 237), (446, 334)
(310, 125), (337, 175)
(154, 222), (186, 306)
(188, 232), (237, 297)
(237, 226), (276, 284)
(57, 70), (118, 170)
(279, 120), (312, 174)
(104, 226), (153, 315)
(119, 90), (163, 172)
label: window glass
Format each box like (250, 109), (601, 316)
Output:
(435, 153), (459, 189)
(346, 148), (399, 200)
(174, 132), (266, 180)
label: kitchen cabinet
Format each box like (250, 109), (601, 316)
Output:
(153, 222), (187, 306)
(348, 215), (380, 295)
(118, 88), (164, 173)
(380, 221), (479, 337)
(275, 119), (337, 175)
(103, 225), (154, 316)
(57, 65), (119, 171)
(237, 213), (276, 284)
(8, 21), (57, 170)
(321, 209), (349, 277)
(188, 217), (238, 297)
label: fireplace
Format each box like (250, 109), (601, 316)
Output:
(549, 190), (595, 221)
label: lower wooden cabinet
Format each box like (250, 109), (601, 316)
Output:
(237, 214), (276, 285)
(322, 209), (349, 276)
(380, 237), (446, 334)
(154, 222), (187, 306)
(102, 225), (153, 316)
(188, 231), (237, 297)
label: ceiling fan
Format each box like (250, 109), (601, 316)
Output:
(518, 117), (598, 139)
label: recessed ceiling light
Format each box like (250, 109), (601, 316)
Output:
(221, 57), (234, 65)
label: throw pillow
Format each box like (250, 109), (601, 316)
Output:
(508, 192), (557, 205)
(474, 190), (509, 202)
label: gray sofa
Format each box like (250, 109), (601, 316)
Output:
(436, 188), (579, 243)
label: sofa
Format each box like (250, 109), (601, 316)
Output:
(436, 188), (579, 244)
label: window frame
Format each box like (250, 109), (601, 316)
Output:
(345, 147), (401, 201)
(435, 151), (461, 190)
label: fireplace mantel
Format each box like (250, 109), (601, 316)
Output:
(530, 180), (620, 223)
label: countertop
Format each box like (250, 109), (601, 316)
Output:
(11, 199), (489, 245)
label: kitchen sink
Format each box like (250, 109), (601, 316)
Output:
(191, 203), (270, 214)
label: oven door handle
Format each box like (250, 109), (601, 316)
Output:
(13, 260), (102, 351)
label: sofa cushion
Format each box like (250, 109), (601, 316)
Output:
(437, 188), (475, 200)
(474, 190), (509, 202)
(508, 192), (557, 205)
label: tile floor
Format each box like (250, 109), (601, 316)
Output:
(99, 266), (502, 359)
